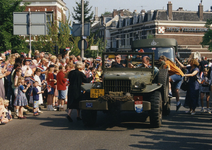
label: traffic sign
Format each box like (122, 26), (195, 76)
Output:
(72, 23), (90, 37)
(78, 39), (88, 50)
(13, 12), (47, 35)
(90, 46), (98, 50)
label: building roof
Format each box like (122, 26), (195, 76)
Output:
(22, 0), (66, 7)
(156, 11), (167, 20)
(102, 9), (133, 17)
(155, 10), (212, 21)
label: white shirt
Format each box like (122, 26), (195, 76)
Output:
(22, 65), (33, 76)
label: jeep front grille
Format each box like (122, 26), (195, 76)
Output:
(104, 80), (131, 93)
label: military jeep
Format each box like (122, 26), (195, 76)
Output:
(80, 52), (169, 128)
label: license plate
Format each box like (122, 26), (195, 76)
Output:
(86, 103), (93, 108)
(90, 89), (104, 98)
(135, 100), (143, 113)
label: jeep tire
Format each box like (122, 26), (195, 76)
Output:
(157, 69), (170, 115)
(81, 110), (97, 127)
(149, 91), (162, 128)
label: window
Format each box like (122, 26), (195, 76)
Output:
(125, 19), (128, 26)
(125, 34), (130, 46)
(119, 19), (123, 28)
(121, 34), (125, 46)
(147, 10), (154, 21)
(46, 13), (53, 34)
(112, 37), (116, 48)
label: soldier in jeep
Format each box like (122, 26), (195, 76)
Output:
(111, 55), (124, 68)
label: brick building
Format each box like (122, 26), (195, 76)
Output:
(20, 0), (68, 43)
(92, 1), (212, 59)
(21, 0), (68, 23)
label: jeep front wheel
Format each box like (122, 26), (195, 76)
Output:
(81, 110), (97, 127)
(149, 91), (162, 128)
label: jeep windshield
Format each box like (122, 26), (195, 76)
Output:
(133, 47), (175, 62)
(103, 52), (154, 70)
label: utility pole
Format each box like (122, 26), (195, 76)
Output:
(29, 11), (32, 52)
(81, 0), (84, 58)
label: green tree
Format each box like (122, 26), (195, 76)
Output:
(30, 11), (82, 56)
(201, 18), (212, 51)
(0, 0), (29, 53)
(72, 0), (94, 23)
(102, 11), (112, 16)
(85, 30), (106, 58)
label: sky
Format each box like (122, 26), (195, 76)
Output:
(64, 0), (212, 21)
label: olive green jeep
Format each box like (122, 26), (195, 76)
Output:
(79, 52), (169, 128)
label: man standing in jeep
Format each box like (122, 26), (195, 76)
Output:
(112, 55), (124, 68)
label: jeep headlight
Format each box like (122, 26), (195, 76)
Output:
(133, 82), (146, 90)
(140, 82), (146, 89)
(92, 82), (103, 89)
(133, 82), (141, 88)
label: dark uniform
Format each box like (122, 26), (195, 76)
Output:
(111, 62), (124, 68)
(67, 69), (92, 109)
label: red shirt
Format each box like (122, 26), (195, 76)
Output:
(57, 71), (67, 90)
(47, 73), (55, 88)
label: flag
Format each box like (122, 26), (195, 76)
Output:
(37, 66), (44, 71)
(30, 76), (35, 83)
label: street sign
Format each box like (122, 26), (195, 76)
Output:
(13, 12), (47, 35)
(72, 23), (90, 37)
(90, 46), (98, 50)
(13, 12), (28, 35)
(78, 39), (88, 50)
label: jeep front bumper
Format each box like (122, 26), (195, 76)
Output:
(79, 99), (151, 111)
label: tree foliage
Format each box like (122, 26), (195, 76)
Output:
(201, 18), (212, 51)
(72, 0), (94, 23)
(102, 11), (112, 16)
(30, 9), (104, 58)
(0, 0), (29, 53)
(85, 30), (106, 58)
(30, 11), (81, 56)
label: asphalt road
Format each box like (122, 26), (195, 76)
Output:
(1, 90), (212, 150)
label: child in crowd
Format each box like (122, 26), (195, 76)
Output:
(34, 68), (45, 113)
(198, 68), (211, 114)
(13, 77), (30, 119)
(53, 66), (59, 107)
(4, 100), (12, 121)
(33, 81), (44, 116)
(0, 98), (6, 125)
(46, 65), (56, 111)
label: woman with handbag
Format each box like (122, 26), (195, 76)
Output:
(175, 58), (200, 115)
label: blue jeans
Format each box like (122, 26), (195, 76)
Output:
(58, 90), (66, 100)
(170, 74), (183, 89)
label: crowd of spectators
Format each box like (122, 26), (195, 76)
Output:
(0, 50), (102, 125)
